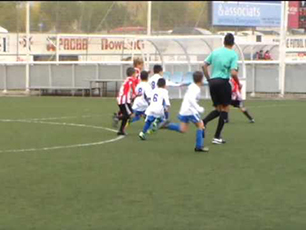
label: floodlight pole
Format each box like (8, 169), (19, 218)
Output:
(146, 1), (152, 70)
(279, 1), (288, 97)
(25, 1), (30, 94)
(147, 1), (152, 36)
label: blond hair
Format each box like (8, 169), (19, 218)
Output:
(133, 57), (144, 67)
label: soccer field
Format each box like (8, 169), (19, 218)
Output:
(0, 97), (305, 230)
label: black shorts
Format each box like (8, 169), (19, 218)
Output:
(209, 78), (232, 107)
(231, 100), (243, 108)
(118, 103), (133, 117)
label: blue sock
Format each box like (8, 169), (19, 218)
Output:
(165, 111), (169, 120)
(143, 120), (153, 133)
(131, 116), (141, 123)
(196, 129), (204, 149)
(167, 123), (181, 132)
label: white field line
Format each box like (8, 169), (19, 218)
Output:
(247, 104), (298, 109)
(6, 114), (103, 121)
(0, 136), (124, 153)
(0, 118), (124, 153)
(0, 119), (118, 133)
(0, 103), (297, 153)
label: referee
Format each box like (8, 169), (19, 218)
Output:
(202, 33), (241, 144)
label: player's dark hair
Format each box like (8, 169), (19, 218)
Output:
(193, 71), (203, 83)
(224, 33), (235, 46)
(126, 67), (135, 77)
(157, 78), (166, 88)
(153, 65), (163, 74)
(140, 71), (149, 81)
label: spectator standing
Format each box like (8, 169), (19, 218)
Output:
(264, 50), (272, 60)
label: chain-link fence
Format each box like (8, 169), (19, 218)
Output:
(0, 1), (306, 97)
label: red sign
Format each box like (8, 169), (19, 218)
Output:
(46, 37), (88, 51)
(288, 1), (299, 29)
(60, 38), (88, 51)
(299, 1), (306, 28)
(101, 39), (144, 51)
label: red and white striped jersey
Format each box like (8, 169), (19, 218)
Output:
(117, 77), (137, 105)
(230, 78), (242, 101)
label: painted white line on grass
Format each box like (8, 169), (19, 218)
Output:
(0, 119), (118, 133)
(0, 119), (124, 153)
(0, 136), (124, 153)
(0, 114), (102, 122)
(248, 104), (297, 109)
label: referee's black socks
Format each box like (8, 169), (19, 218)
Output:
(215, 111), (228, 139)
(203, 110), (220, 126)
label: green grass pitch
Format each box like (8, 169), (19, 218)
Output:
(0, 97), (305, 230)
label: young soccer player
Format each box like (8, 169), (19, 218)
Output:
(130, 71), (152, 123)
(113, 58), (143, 126)
(149, 65), (163, 90)
(115, 67), (137, 135)
(133, 57), (144, 85)
(139, 78), (170, 140)
(227, 77), (255, 123)
(148, 65), (171, 126)
(165, 71), (209, 152)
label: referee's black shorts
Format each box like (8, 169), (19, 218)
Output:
(209, 78), (232, 107)
(118, 103), (133, 117)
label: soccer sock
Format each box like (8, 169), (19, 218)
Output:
(131, 115), (141, 123)
(203, 110), (220, 126)
(196, 129), (204, 149)
(143, 120), (153, 133)
(214, 111), (228, 139)
(120, 118), (128, 133)
(164, 111), (169, 120)
(243, 110), (253, 121)
(167, 123), (181, 132)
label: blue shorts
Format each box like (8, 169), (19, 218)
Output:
(134, 110), (146, 117)
(178, 114), (201, 124)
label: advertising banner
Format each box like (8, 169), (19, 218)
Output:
(288, 1), (299, 29)
(212, 1), (281, 27)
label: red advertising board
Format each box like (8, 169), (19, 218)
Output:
(288, 1), (299, 29)
(299, 1), (306, 28)
(288, 1), (306, 29)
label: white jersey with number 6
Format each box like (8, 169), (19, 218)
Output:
(149, 74), (162, 90)
(145, 88), (170, 117)
(132, 82), (152, 112)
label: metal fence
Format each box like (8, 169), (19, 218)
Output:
(1, 61), (305, 98)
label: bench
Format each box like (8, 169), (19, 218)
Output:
(85, 79), (124, 97)
(29, 86), (90, 96)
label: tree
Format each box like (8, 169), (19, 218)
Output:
(186, 1), (210, 29)
(152, 1), (189, 31)
(0, 1), (216, 34)
(0, 2), (26, 32)
(123, 1), (147, 27)
(81, 1), (130, 33)
(39, 1), (81, 33)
